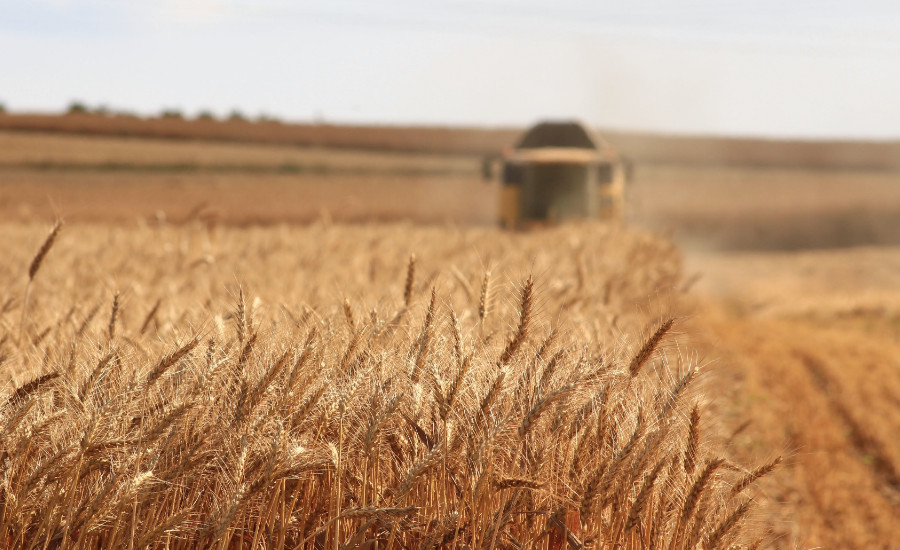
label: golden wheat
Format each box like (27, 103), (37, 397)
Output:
(0, 221), (776, 549)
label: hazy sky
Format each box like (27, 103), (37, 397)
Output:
(2, 0), (900, 139)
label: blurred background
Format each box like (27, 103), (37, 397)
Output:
(2, 1), (900, 250)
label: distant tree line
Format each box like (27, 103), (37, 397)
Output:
(60, 100), (282, 123)
(0, 101), (286, 124)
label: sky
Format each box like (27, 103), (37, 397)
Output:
(2, 0), (900, 139)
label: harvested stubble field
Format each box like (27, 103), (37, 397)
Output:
(5, 113), (900, 170)
(0, 221), (778, 549)
(0, 130), (490, 225)
(683, 248), (900, 549)
(4, 130), (900, 250)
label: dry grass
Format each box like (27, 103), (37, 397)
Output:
(0, 221), (775, 548)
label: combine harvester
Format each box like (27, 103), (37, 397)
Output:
(484, 121), (628, 227)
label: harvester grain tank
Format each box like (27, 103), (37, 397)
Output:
(486, 121), (627, 227)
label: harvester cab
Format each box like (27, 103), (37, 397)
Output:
(484, 121), (627, 228)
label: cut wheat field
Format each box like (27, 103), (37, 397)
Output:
(0, 220), (779, 549)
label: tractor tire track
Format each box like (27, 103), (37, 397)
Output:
(796, 351), (900, 500)
(692, 305), (900, 549)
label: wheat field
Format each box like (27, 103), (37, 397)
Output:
(0, 220), (777, 549)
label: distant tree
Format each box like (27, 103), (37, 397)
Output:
(257, 113), (282, 124)
(93, 104), (111, 116)
(160, 108), (184, 119)
(228, 109), (246, 122)
(0, 102), (6, 113)
(67, 101), (89, 114)
(196, 110), (216, 121)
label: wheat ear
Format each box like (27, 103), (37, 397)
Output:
(684, 403), (701, 475)
(625, 458), (666, 532)
(730, 456), (782, 498)
(478, 269), (492, 323)
(107, 291), (119, 342)
(629, 318), (675, 377)
(680, 458), (725, 525)
(703, 499), (754, 550)
(20, 220), (63, 344)
(139, 298), (161, 335)
(499, 275), (534, 366)
(404, 254), (416, 308)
